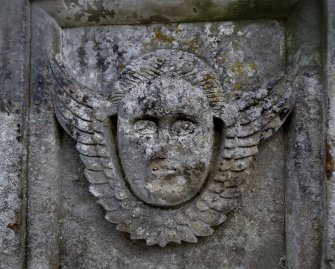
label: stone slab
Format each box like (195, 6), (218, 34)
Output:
(19, 0), (328, 268)
(29, 18), (288, 268)
(0, 0), (30, 268)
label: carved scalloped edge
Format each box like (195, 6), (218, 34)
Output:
(83, 112), (241, 247)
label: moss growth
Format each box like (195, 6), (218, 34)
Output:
(218, 52), (228, 64)
(232, 62), (244, 74)
(185, 38), (199, 51)
(205, 74), (216, 81)
(248, 63), (257, 70)
(234, 83), (241, 91)
(203, 74), (217, 91)
(118, 63), (125, 70)
(211, 93), (222, 103)
(154, 31), (175, 43)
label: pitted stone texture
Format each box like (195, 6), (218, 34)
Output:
(0, 114), (21, 268)
(50, 35), (297, 247)
(0, 0), (326, 267)
(28, 1), (317, 266)
(35, 0), (299, 27)
(63, 20), (286, 95)
(0, 0), (30, 268)
(57, 130), (286, 269)
(118, 76), (214, 206)
(26, 5), (64, 269)
(285, 0), (324, 268)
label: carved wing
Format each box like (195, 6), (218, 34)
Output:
(50, 61), (161, 245)
(49, 56), (299, 247)
(49, 60), (119, 202)
(49, 60), (98, 142)
(214, 65), (299, 190)
(184, 65), (300, 239)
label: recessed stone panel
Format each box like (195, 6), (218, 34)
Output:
(62, 21), (285, 94)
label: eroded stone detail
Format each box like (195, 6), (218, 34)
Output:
(50, 49), (298, 246)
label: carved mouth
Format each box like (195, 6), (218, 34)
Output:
(149, 159), (178, 176)
(151, 167), (177, 176)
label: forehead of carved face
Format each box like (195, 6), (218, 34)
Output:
(117, 76), (214, 207)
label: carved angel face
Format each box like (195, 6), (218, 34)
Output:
(117, 76), (214, 207)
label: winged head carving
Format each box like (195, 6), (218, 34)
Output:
(50, 49), (298, 247)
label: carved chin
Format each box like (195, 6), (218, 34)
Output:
(127, 168), (208, 207)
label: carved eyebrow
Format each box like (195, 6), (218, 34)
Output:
(132, 114), (158, 123)
(174, 113), (199, 123)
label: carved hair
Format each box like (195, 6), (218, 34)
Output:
(111, 50), (225, 111)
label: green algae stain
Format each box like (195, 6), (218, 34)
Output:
(232, 61), (244, 74)
(218, 52), (228, 64)
(205, 73), (216, 81)
(185, 38), (199, 51)
(234, 83), (241, 91)
(248, 63), (257, 70)
(154, 31), (175, 43)
(118, 63), (125, 71)
(203, 74), (216, 90)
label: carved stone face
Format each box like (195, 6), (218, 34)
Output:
(117, 76), (214, 207)
(51, 47), (296, 245)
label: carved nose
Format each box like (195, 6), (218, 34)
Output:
(151, 129), (170, 158)
(151, 144), (168, 159)
(158, 128), (171, 142)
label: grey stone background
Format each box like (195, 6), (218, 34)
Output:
(0, 0), (333, 268)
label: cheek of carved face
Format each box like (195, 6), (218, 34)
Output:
(117, 77), (214, 207)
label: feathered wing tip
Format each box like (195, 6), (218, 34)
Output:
(225, 62), (299, 141)
(218, 63), (299, 191)
(240, 63), (298, 142)
(209, 63), (301, 228)
(49, 59), (116, 141)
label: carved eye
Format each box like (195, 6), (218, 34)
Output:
(172, 120), (195, 136)
(133, 119), (157, 134)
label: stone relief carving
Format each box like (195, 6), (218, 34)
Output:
(50, 49), (298, 246)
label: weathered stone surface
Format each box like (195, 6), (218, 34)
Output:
(0, 0), (330, 268)
(26, 0), (327, 264)
(55, 129), (287, 268)
(324, 0), (335, 268)
(49, 18), (297, 247)
(35, 0), (299, 27)
(62, 21), (286, 94)
(0, 114), (22, 269)
(0, 0), (30, 268)
(285, 0), (324, 268)
(26, 4), (63, 269)
(285, 68), (324, 269)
